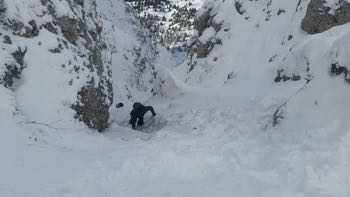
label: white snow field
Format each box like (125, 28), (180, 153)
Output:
(1, 0), (350, 196)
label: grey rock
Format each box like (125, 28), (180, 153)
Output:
(71, 83), (111, 132)
(1, 63), (25, 88)
(1, 47), (27, 88)
(302, 0), (350, 34)
(4, 19), (39, 38)
(11, 47), (27, 66)
(41, 22), (58, 34)
(3, 35), (11, 44)
(55, 16), (84, 45)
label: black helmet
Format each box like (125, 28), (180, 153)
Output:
(133, 102), (142, 109)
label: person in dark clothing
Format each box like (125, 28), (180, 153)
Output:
(129, 102), (156, 129)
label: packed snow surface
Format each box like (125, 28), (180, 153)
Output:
(1, 0), (350, 196)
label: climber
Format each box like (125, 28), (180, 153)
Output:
(129, 102), (156, 129)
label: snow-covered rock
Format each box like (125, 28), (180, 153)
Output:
(0, 0), (167, 132)
(301, 0), (350, 34)
(97, 0), (168, 112)
(0, 0), (113, 131)
(125, 0), (202, 49)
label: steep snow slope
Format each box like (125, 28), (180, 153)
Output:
(37, 0), (350, 196)
(0, 0), (168, 196)
(0, 0), (113, 131)
(96, 0), (181, 123)
(174, 0), (350, 133)
(2, 0), (350, 197)
(162, 0), (350, 195)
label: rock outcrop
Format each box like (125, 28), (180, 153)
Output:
(187, 5), (222, 71)
(0, 0), (113, 131)
(125, 0), (198, 49)
(302, 0), (350, 34)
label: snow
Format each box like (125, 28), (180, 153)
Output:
(199, 27), (216, 43)
(15, 30), (83, 125)
(4, 0), (47, 24)
(324, 0), (350, 14)
(1, 0), (350, 196)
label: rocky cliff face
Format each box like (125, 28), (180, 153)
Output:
(0, 0), (112, 131)
(125, 0), (201, 50)
(97, 0), (163, 107)
(301, 0), (350, 34)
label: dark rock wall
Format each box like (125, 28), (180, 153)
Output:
(302, 0), (350, 34)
